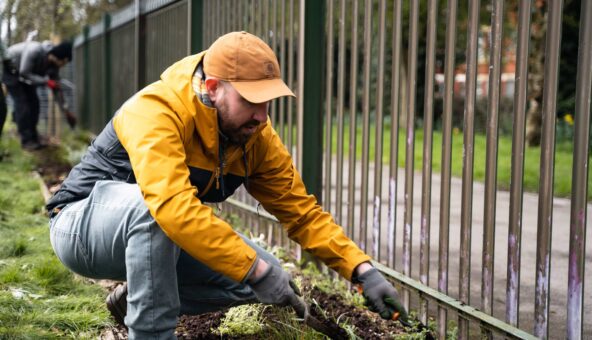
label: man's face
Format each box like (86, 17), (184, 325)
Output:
(213, 82), (269, 145)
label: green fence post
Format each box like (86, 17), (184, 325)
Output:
(82, 25), (90, 130)
(190, 0), (204, 54)
(301, 0), (325, 203)
(103, 14), (112, 125)
(299, 0), (325, 267)
(135, 0), (146, 90)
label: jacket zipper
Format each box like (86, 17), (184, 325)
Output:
(197, 144), (247, 199)
(215, 167), (220, 189)
(198, 171), (216, 198)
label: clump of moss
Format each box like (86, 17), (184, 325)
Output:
(215, 304), (267, 336)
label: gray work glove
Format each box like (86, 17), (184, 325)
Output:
(354, 268), (408, 321)
(249, 264), (308, 317)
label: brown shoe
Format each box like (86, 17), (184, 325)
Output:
(106, 283), (127, 328)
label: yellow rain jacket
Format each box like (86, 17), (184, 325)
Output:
(50, 52), (371, 283)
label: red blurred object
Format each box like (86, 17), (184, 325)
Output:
(47, 79), (59, 90)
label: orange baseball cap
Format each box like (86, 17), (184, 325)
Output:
(203, 31), (295, 103)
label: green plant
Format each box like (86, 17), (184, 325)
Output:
(555, 114), (575, 143)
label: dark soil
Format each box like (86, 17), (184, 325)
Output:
(307, 286), (405, 339)
(31, 144), (72, 195)
(104, 281), (410, 340)
(32, 142), (431, 339)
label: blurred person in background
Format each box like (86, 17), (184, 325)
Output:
(2, 40), (75, 150)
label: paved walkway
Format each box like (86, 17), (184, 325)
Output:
(323, 162), (592, 338)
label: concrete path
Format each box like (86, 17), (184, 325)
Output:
(323, 162), (592, 339)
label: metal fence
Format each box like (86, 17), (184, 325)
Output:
(35, 61), (76, 140)
(73, 0), (592, 339)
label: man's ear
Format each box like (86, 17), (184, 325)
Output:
(205, 78), (220, 103)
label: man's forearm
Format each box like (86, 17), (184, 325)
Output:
(353, 261), (373, 280)
(246, 258), (270, 283)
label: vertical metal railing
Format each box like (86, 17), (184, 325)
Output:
(72, 1), (592, 338)
(288, 0), (296, 155)
(88, 36), (105, 132)
(277, 0), (285, 140)
(346, 0), (359, 242)
(269, 0), (278, 125)
(371, 0), (386, 262)
(419, 0), (438, 326)
(567, 2), (592, 338)
(506, 0), (531, 328)
(323, 0), (334, 213)
(459, 0), (481, 337)
(402, 0), (419, 310)
(335, 0), (346, 226)
(482, 3), (504, 337)
(387, 0), (402, 272)
(358, 0), (372, 253)
(534, 0), (563, 337)
(438, 0), (457, 338)
(299, 0), (322, 195)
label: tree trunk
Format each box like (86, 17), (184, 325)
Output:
(525, 0), (546, 147)
(4, 0), (15, 45)
(399, 59), (409, 130)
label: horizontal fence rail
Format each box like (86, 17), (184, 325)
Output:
(73, 0), (592, 338)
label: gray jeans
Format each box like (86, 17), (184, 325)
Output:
(49, 180), (279, 339)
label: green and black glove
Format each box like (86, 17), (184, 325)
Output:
(354, 267), (408, 321)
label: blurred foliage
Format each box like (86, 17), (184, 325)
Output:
(557, 0), (582, 121)
(1, 0), (132, 44)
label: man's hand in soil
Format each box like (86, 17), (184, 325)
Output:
(248, 259), (307, 317)
(354, 265), (408, 322)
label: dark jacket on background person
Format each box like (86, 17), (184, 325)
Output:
(3, 41), (59, 86)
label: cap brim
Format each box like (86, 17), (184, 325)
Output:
(230, 78), (296, 103)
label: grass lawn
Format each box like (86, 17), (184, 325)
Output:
(0, 137), (111, 339)
(329, 122), (590, 199)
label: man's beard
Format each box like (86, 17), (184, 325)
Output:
(216, 98), (260, 145)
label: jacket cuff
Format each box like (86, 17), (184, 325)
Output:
(241, 256), (260, 284)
